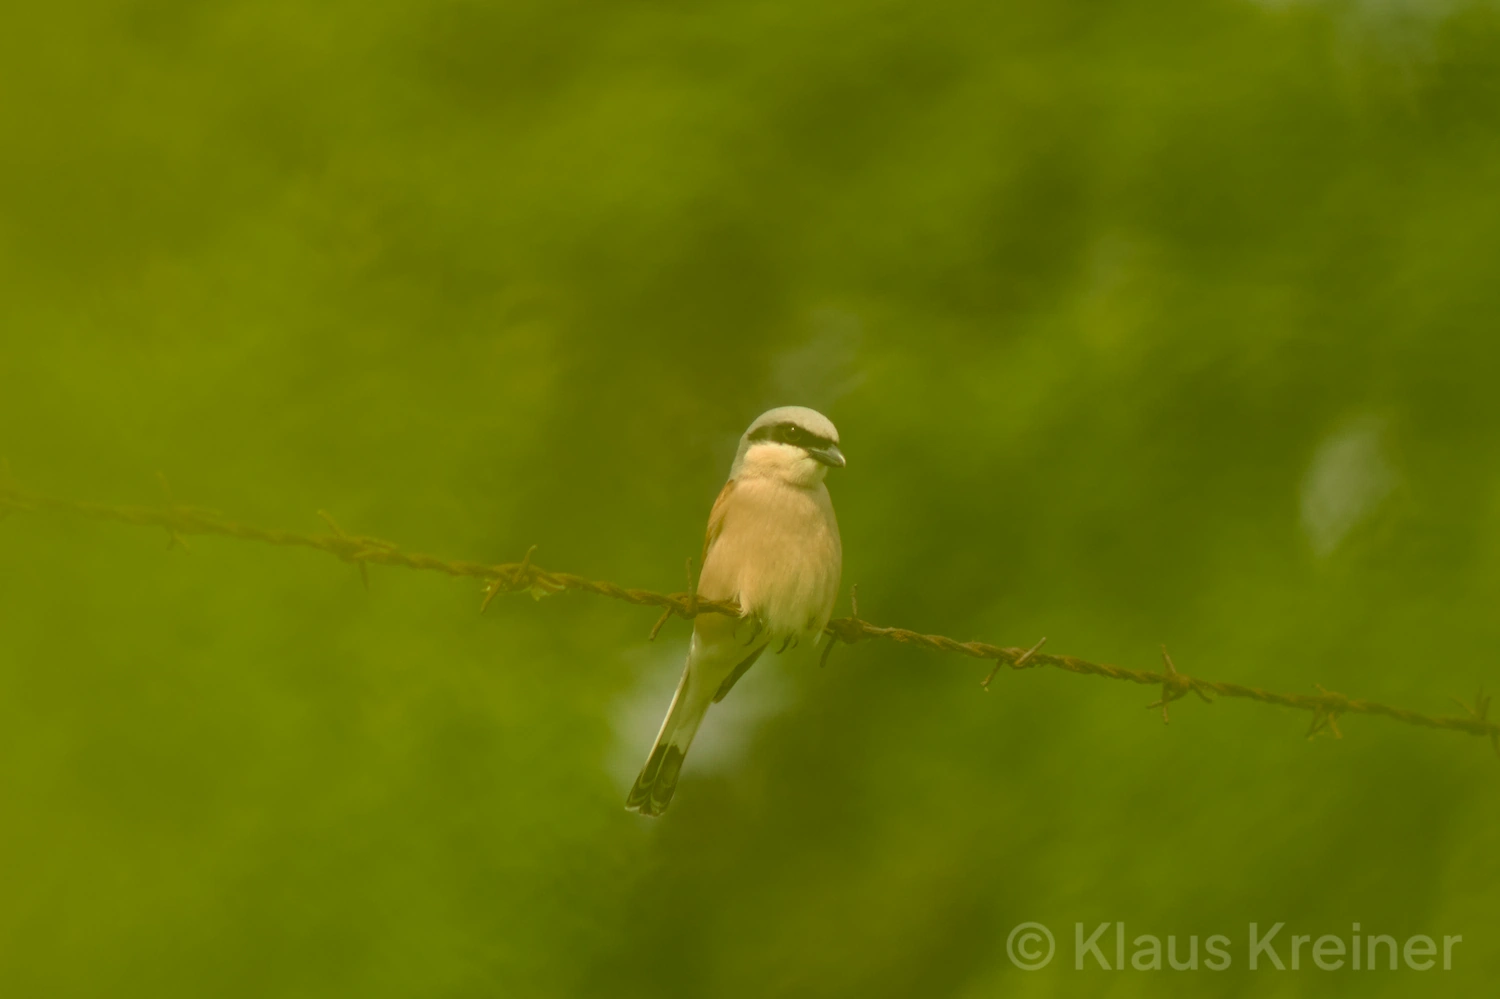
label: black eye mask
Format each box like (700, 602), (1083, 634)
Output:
(749, 422), (836, 452)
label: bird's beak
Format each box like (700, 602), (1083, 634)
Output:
(808, 444), (846, 468)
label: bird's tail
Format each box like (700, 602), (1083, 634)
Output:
(625, 666), (707, 817)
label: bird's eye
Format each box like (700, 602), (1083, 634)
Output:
(782, 425), (804, 443)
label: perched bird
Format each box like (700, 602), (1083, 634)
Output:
(626, 406), (846, 816)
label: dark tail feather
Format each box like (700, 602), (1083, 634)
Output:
(625, 741), (687, 816)
(629, 643), (763, 812)
(626, 664), (704, 817)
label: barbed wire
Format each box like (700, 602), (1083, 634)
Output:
(2, 480), (1496, 756)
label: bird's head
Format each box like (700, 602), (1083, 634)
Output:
(732, 406), (845, 486)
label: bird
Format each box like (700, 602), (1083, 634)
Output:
(626, 406), (845, 816)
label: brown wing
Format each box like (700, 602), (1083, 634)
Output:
(702, 478), (735, 563)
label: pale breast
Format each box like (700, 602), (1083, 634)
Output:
(697, 478), (842, 639)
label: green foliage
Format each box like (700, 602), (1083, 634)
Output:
(3, 1), (1499, 995)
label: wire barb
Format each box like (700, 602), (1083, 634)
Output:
(647, 605), (673, 641)
(1306, 684), (1347, 740)
(648, 557), (701, 641)
(1448, 689), (1497, 757)
(1144, 645), (1210, 723)
(981, 636), (1047, 690)
(480, 544), (544, 613)
(153, 472), (193, 552)
(819, 586), (864, 668)
(316, 510), (393, 588)
(1449, 687), (1490, 722)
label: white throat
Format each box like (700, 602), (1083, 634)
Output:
(734, 441), (828, 488)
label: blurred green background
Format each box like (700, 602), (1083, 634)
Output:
(3, 0), (1498, 995)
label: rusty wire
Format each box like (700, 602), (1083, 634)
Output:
(2, 481), (1496, 756)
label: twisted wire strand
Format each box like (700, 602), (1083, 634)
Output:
(3, 483), (1495, 752)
